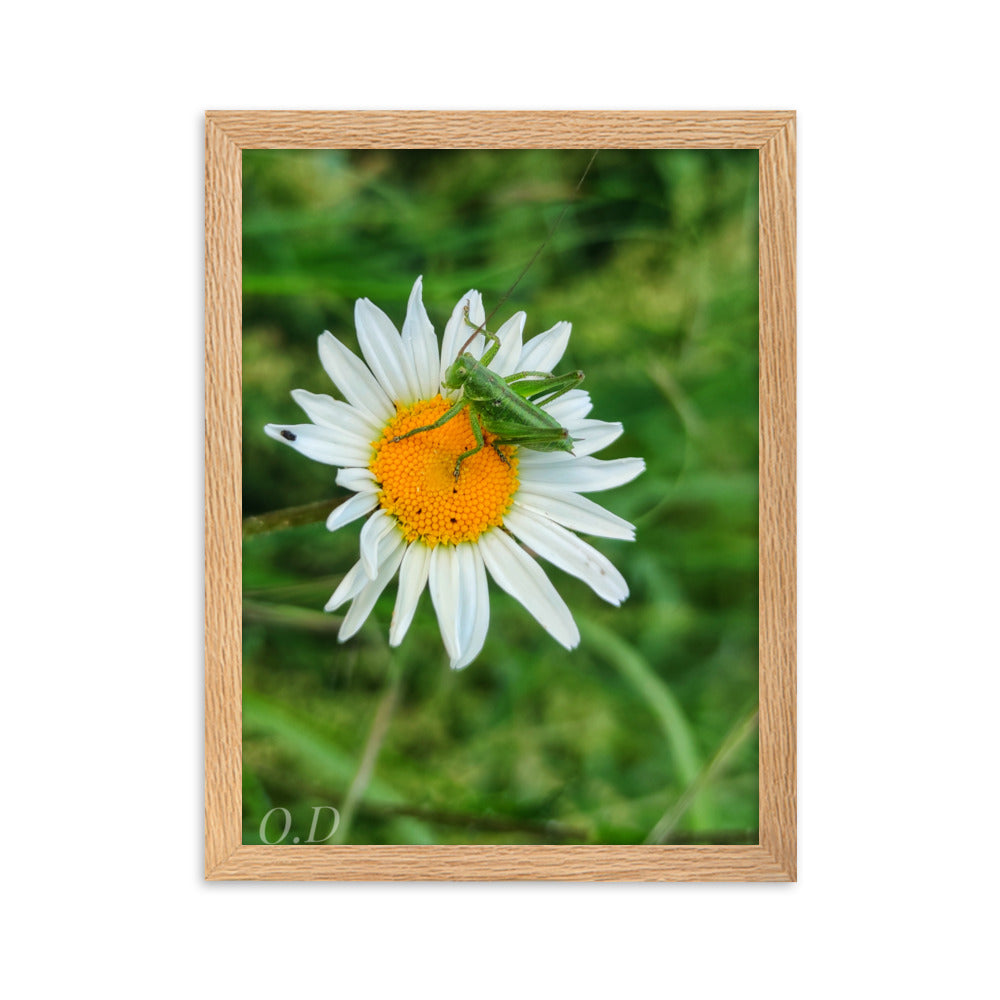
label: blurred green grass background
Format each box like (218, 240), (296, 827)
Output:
(242, 148), (759, 845)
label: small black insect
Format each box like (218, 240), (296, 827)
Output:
(280, 429), (297, 441)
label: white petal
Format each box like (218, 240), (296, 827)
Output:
(478, 530), (579, 650)
(318, 331), (394, 424)
(325, 492), (379, 532)
(425, 543), (492, 669)
(452, 544), (490, 670)
(518, 455), (646, 494)
(359, 508), (397, 579)
(336, 467), (378, 494)
(544, 388), (593, 424)
(486, 312), (525, 377)
(440, 291), (485, 385)
(510, 449), (575, 468)
(504, 507), (629, 606)
(563, 418), (623, 457)
(291, 389), (381, 441)
(452, 543), (479, 664)
(264, 423), (371, 468)
(339, 540), (406, 641)
(355, 298), (413, 404)
(389, 542), (431, 647)
(402, 276), (441, 399)
(325, 559), (368, 612)
(513, 490), (635, 541)
(518, 321), (572, 373)
(428, 545), (460, 662)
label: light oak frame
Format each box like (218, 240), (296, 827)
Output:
(205, 111), (796, 881)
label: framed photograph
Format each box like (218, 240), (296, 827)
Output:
(205, 111), (796, 880)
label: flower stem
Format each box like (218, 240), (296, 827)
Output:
(333, 660), (403, 845)
(242, 497), (346, 538)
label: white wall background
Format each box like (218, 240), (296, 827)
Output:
(4, 2), (997, 996)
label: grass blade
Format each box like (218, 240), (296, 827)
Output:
(645, 702), (758, 844)
(579, 619), (707, 826)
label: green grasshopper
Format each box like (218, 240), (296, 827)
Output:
(392, 151), (599, 479)
(392, 306), (584, 479)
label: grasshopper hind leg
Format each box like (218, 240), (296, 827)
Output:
(452, 414), (515, 479)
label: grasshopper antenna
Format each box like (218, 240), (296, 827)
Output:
(457, 150), (599, 356)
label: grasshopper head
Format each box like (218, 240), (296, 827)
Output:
(443, 352), (476, 391)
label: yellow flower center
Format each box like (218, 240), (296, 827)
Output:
(369, 395), (519, 546)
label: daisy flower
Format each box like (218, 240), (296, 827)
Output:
(264, 277), (644, 669)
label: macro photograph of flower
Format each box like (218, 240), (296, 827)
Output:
(242, 148), (759, 846)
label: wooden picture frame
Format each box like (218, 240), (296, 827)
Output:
(206, 111), (796, 881)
